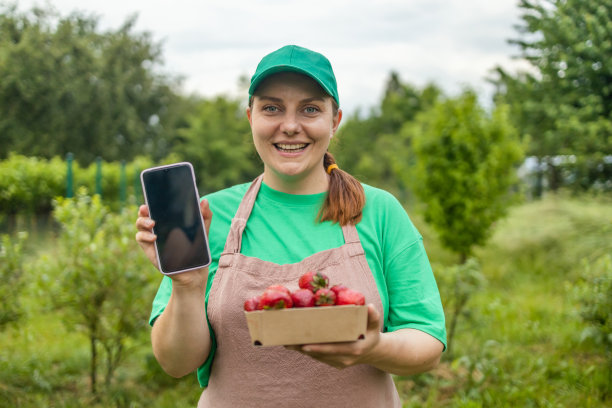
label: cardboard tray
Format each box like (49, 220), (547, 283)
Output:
(244, 305), (368, 346)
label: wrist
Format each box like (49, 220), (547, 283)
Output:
(170, 267), (208, 293)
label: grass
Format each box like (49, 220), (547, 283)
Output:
(1, 192), (611, 407)
(400, 193), (612, 407)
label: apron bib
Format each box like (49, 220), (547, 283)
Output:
(199, 176), (401, 407)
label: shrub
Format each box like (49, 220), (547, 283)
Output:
(574, 254), (612, 398)
(0, 154), (65, 215)
(39, 189), (157, 394)
(0, 154), (154, 215)
(0, 232), (27, 329)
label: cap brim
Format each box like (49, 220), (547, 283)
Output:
(248, 65), (336, 103)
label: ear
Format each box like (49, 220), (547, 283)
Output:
(246, 106), (253, 126)
(331, 109), (343, 137)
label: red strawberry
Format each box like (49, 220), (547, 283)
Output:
(266, 285), (291, 295)
(244, 295), (262, 311)
(298, 271), (329, 292)
(314, 288), (336, 306)
(260, 288), (293, 309)
(336, 288), (365, 306)
(290, 289), (315, 308)
(330, 284), (348, 296)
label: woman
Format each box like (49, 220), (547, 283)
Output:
(136, 45), (446, 406)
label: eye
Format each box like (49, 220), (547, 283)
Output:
(304, 106), (320, 114)
(263, 105), (279, 113)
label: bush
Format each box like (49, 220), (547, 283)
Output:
(575, 254), (612, 350)
(38, 189), (157, 394)
(0, 232), (27, 329)
(0, 154), (154, 215)
(0, 154), (65, 214)
(573, 254), (612, 399)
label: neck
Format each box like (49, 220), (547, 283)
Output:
(263, 167), (329, 194)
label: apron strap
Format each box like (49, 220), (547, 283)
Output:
(222, 175), (263, 255)
(220, 175), (364, 261)
(341, 223), (365, 257)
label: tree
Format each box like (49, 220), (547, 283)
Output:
(411, 91), (523, 353)
(331, 72), (441, 198)
(491, 0), (612, 192)
(0, 3), (181, 163)
(40, 190), (156, 394)
(411, 90), (524, 262)
(173, 96), (260, 193)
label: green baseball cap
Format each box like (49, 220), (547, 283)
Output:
(249, 45), (339, 106)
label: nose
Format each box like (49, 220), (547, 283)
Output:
(280, 112), (300, 136)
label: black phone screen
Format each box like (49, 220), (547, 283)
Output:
(141, 163), (211, 274)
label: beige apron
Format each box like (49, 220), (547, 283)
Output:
(199, 176), (401, 407)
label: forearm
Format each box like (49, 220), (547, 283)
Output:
(364, 328), (443, 376)
(151, 283), (211, 378)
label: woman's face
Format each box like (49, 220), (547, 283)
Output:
(247, 72), (342, 193)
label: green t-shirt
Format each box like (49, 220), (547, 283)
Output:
(149, 181), (447, 387)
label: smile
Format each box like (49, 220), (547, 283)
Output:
(275, 143), (308, 153)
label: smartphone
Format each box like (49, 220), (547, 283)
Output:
(140, 162), (211, 275)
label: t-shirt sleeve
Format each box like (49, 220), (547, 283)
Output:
(149, 275), (172, 326)
(380, 194), (447, 349)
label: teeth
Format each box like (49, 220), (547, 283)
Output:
(276, 143), (307, 151)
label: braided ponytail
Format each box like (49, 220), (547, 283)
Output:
(318, 152), (365, 225)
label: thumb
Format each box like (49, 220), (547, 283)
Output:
(366, 303), (381, 331)
(200, 198), (213, 234)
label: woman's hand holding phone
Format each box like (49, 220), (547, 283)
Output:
(135, 198), (213, 287)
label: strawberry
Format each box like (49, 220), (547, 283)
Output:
(244, 295), (262, 311)
(314, 288), (336, 306)
(290, 289), (315, 308)
(298, 271), (330, 293)
(335, 288), (365, 306)
(330, 284), (348, 296)
(259, 287), (293, 309)
(266, 285), (291, 295)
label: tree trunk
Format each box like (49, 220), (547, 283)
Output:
(534, 157), (544, 199)
(90, 336), (97, 394)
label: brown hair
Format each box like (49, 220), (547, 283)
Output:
(319, 152), (365, 225)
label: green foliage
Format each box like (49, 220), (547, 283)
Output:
(436, 258), (486, 355)
(491, 0), (612, 191)
(0, 154), (153, 215)
(574, 254), (612, 359)
(174, 96), (260, 193)
(0, 3), (183, 163)
(73, 156), (154, 209)
(0, 231), (27, 329)
(39, 189), (156, 394)
(332, 72), (441, 198)
(0, 154), (65, 214)
(1, 195), (611, 406)
(411, 91), (524, 260)
(419, 195), (612, 407)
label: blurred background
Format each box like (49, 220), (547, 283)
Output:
(0, 0), (610, 407)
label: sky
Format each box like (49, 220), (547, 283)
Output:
(13, 0), (529, 115)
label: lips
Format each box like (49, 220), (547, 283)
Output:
(274, 143), (308, 153)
